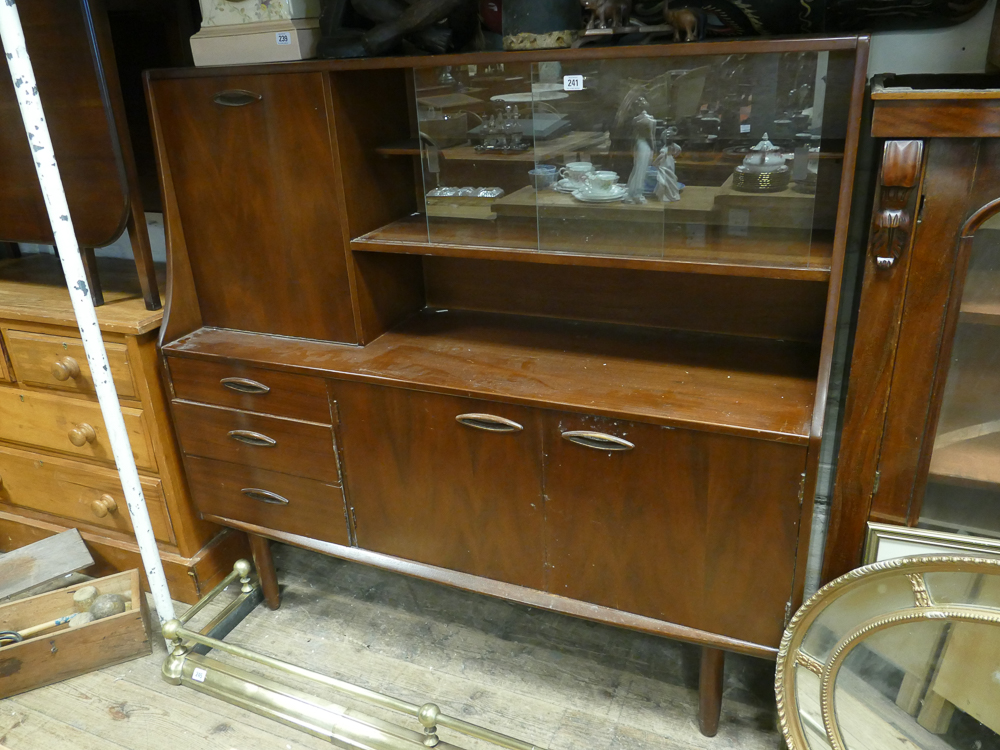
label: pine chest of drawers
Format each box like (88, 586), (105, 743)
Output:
(0, 255), (246, 603)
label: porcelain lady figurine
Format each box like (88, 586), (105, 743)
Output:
(654, 130), (682, 202)
(625, 109), (656, 204)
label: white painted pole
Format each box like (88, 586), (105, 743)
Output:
(1, 1), (175, 629)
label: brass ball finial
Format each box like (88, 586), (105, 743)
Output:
(161, 618), (182, 641)
(418, 703), (440, 728)
(234, 559), (252, 578)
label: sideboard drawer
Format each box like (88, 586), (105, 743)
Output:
(4, 329), (136, 398)
(0, 445), (173, 543)
(172, 400), (340, 484)
(168, 356), (331, 423)
(184, 455), (349, 545)
(0, 388), (155, 470)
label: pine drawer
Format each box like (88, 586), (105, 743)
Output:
(0, 445), (173, 543)
(167, 356), (331, 423)
(172, 400), (340, 484)
(4, 329), (136, 398)
(184, 455), (349, 545)
(0, 388), (156, 471)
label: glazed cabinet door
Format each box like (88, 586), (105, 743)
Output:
(147, 73), (356, 343)
(335, 382), (545, 589)
(542, 414), (807, 648)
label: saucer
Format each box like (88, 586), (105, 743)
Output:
(572, 185), (627, 203)
(555, 178), (585, 193)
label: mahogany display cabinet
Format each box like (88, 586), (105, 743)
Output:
(145, 35), (868, 735)
(825, 75), (1000, 582)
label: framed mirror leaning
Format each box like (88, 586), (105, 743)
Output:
(776, 557), (1000, 750)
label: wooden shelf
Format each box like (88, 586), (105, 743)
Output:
(166, 310), (820, 445)
(352, 214), (833, 281)
(960, 270), (1000, 325)
(930, 431), (1000, 490)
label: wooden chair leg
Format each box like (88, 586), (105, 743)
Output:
(249, 533), (281, 610)
(126, 206), (161, 311)
(699, 646), (725, 737)
(80, 246), (105, 307)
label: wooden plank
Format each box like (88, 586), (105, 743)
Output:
(0, 256), (163, 335)
(0, 529), (92, 600)
(491, 185), (717, 223)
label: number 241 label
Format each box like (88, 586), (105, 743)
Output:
(563, 75), (584, 91)
(276, 32), (292, 45)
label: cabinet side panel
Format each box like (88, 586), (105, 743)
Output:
(149, 72), (357, 343)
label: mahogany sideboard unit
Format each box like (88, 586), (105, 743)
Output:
(145, 35), (868, 735)
(0, 255), (246, 603)
(822, 74), (1000, 736)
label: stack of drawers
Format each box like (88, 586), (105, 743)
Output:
(168, 357), (349, 546)
(0, 256), (246, 603)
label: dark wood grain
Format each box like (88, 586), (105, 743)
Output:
(147, 73), (357, 342)
(184, 456), (349, 546)
(249, 533), (281, 610)
(699, 647), (725, 737)
(172, 401), (340, 484)
(872, 99), (1000, 138)
(167, 356), (333, 424)
(424, 257), (828, 343)
(0, 0), (127, 247)
(822, 140), (929, 583)
(335, 382), (545, 590)
(869, 140), (980, 525)
(542, 413), (807, 648)
(166, 310), (820, 444)
(208, 517), (778, 659)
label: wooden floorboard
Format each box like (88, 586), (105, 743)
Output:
(0, 544), (779, 750)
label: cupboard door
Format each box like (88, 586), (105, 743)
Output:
(335, 383), (544, 589)
(543, 414), (807, 648)
(148, 73), (356, 343)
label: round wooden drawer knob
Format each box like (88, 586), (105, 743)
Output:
(52, 356), (81, 381)
(69, 423), (97, 446)
(91, 494), (118, 518)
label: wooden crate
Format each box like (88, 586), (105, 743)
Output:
(0, 569), (151, 698)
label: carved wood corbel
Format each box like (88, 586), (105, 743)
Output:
(871, 140), (924, 269)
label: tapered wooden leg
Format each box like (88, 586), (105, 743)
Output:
(699, 647), (725, 737)
(80, 246), (105, 306)
(249, 534), (281, 610)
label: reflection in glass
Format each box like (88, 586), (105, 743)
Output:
(921, 223), (1000, 539)
(407, 51), (844, 271)
(834, 623), (1000, 749)
(801, 575), (919, 662)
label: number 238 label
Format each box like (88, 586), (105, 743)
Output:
(276, 32), (292, 45)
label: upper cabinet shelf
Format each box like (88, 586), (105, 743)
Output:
(346, 44), (859, 280)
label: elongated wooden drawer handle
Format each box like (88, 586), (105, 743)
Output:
(91, 494), (118, 518)
(228, 429), (277, 447)
(52, 356), (81, 381)
(241, 488), (289, 505)
(561, 430), (634, 451)
(213, 89), (262, 107)
(220, 377), (270, 395)
(69, 423), (97, 446)
(455, 413), (523, 432)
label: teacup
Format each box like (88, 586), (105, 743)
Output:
(529, 167), (557, 191)
(583, 170), (619, 194)
(559, 161), (594, 185)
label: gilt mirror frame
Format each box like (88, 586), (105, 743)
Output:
(775, 556), (1000, 750)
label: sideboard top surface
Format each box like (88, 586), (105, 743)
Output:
(164, 310), (818, 444)
(144, 34), (867, 79)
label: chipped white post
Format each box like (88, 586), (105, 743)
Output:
(1, 0), (175, 629)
